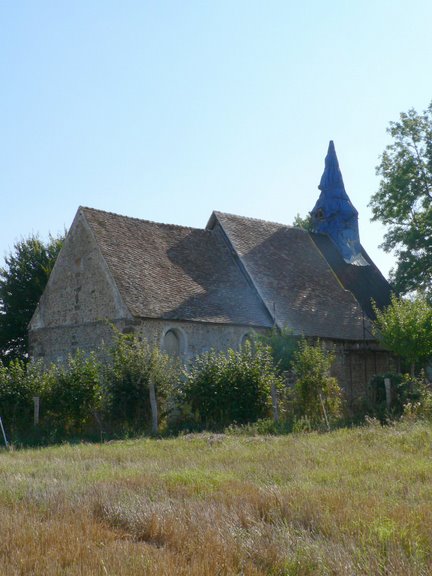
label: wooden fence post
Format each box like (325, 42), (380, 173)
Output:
(384, 378), (391, 410)
(148, 378), (158, 434)
(271, 382), (279, 423)
(33, 396), (40, 426)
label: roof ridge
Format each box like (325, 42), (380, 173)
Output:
(80, 206), (205, 232)
(213, 210), (295, 229)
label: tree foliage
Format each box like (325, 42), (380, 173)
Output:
(0, 234), (63, 362)
(292, 212), (313, 231)
(44, 351), (103, 435)
(372, 294), (432, 375)
(102, 330), (179, 433)
(292, 339), (342, 428)
(257, 327), (299, 373)
(0, 331), (180, 443)
(184, 342), (283, 430)
(0, 358), (44, 440)
(369, 102), (432, 297)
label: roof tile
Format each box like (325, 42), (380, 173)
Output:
(81, 207), (272, 327)
(212, 212), (376, 340)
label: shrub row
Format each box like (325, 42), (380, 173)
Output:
(0, 332), (178, 444)
(1, 329), (429, 445)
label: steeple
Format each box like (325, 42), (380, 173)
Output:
(311, 141), (368, 266)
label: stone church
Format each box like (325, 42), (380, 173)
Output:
(29, 142), (393, 399)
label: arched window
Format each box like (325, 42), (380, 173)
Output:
(240, 333), (253, 349)
(163, 329), (180, 355)
(161, 326), (187, 357)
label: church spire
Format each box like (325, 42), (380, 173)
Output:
(311, 141), (368, 266)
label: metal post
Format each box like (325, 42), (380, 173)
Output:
(0, 417), (9, 449)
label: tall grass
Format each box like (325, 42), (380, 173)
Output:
(0, 421), (432, 574)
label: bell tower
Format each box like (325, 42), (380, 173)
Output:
(311, 141), (368, 266)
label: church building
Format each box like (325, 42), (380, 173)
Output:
(29, 142), (393, 400)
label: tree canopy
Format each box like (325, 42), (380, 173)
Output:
(292, 213), (313, 231)
(372, 294), (432, 376)
(369, 102), (432, 298)
(0, 234), (63, 363)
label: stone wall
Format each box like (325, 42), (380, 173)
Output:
(29, 317), (262, 365)
(29, 211), (130, 332)
(330, 340), (394, 404)
(31, 313), (393, 406)
(28, 207), (393, 398)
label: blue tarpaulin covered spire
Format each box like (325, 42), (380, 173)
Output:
(311, 141), (368, 266)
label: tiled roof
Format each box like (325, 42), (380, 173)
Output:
(310, 232), (392, 320)
(210, 212), (377, 340)
(81, 207), (272, 327)
(80, 206), (391, 341)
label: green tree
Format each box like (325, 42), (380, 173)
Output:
(292, 212), (313, 231)
(369, 102), (432, 297)
(0, 234), (63, 362)
(372, 294), (432, 376)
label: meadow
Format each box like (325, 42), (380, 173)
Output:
(1, 421), (432, 575)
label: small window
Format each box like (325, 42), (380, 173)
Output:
(240, 333), (253, 349)
(163, 329), (181, 355)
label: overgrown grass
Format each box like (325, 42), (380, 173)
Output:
(1, 422), (432, 574)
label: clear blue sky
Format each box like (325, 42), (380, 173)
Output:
(1, 1), (431, 278)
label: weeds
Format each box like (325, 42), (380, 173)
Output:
(0, 422), (431, 574)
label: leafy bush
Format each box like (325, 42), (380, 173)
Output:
(365, 372), (432, 423)
(102, 331), (179, 434)
(372, 295), (432, 376)
(183, 342), (283, 430)
(257, 327), (299, 373)
(400, 374), (432, 422)
(0, 330), (180, 443)
(42, 351), (103, 436)
(224, 418), (292, 436)
(402, 393), (432, 421)
(291, 339), (343, 429)
(0, 359), (46, 441)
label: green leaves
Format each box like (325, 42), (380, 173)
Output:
(0, 331), (180, 442)
(372, 295), (432, 374)
(291, 339), (342, 427)
(102, 330), (178, 433)
(0, 234), (64, 363)
(44, 351), (103, 433)
(184, 342), (283, 429)
(258, 327), (299, 374)
(292, 213), (313, 231)
(369, 102), (432, 298)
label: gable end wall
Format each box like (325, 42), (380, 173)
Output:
(29, 210), (131, 361)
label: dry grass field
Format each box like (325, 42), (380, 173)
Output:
(1, 421), (432, 575)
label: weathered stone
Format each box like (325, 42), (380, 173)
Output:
(29, 144), (394, 401)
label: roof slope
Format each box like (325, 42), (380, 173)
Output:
(211, 212), (374, 340)
(81, 207), (272, 327)
(310, 232), (392, 319)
